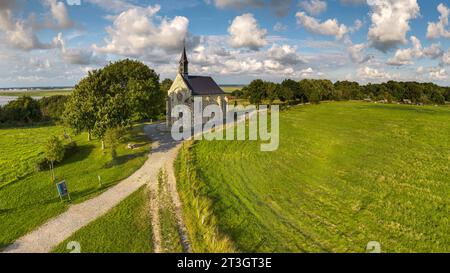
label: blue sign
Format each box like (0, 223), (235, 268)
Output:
(56, 180), (69, 199)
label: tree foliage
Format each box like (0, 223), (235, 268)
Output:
(242, 78), (449, 106)
(161, 78), (174, 94)
(39, 95), (69, 121)
(45, 135), (65, 181)
(246, 79), (266, 106)
(0, 96), (42, 124)
(63, 59), (164, 142)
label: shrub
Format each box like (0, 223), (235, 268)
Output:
(36, 140), (78, 172)
(39, 95), (69, 121)
(1, 96), (42, 124)
(231, 90), (244, 98)
(35, 157), (51, 172)
(444, 88), (450, 102)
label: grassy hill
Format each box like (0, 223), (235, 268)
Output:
(175, 102), (450, 253)
(0, 124), (151, 248)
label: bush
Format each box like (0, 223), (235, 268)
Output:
(36, 140), (78, 172)
(231, 90), (244, 98)
(444, 88), (450, 102)
(0, 96), (42, 124)
(39, 95), (69, 121)
(35, 157), (51, 172)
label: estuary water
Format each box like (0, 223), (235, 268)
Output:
(0, 96), (40, 106)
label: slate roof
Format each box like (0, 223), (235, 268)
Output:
(182, 75), (225, 96)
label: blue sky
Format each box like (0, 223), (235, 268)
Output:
(0, 0), (449, 87)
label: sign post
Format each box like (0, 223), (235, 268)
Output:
(56, 180), (71, 201)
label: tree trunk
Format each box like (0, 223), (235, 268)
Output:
(51, 161), (55, 182)
(88, 130), (92, 141)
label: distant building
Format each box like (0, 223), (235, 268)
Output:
(166, 45), (227, 127)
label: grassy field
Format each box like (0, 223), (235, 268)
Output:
(0, 90), (72, 97)
(176, 102), (450, 253)
(53, 185), (153, 253)
(0, 123), (151, 248)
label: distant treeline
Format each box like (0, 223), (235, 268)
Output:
(234, 79), (450, 105)
(0, 95), (68, 125)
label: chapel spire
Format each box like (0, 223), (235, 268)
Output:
(179, 41), (189, 76)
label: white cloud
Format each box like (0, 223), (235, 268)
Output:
(348, 43), (372, 63)
(228, 13), (267, 50)
(296, 11), (349, 40)
(387, 36), (444, 65)
(442, 49), (450, 65)
(273, 22), (287, 32)
(367, 0), (420, 52)
(0, 9), (51, 51)
(387, 36), (422, 65)
(299, 0), (327, 16)
(358, 66), (391, 80)
(349, 19), (363, 33)
(180, 35), (311, 79)
(29, 57), (51, 70)
(429, 67), (448, 80)
(300, 67), (314, 76)
(267, 44), (306, 65)
(43, 0), (74, 29)
(0, 0), (75, 51)
(54, 33), (104, 65)
(426, 3), (450, 39)
(423, 43), (444, 59)
(416, 66), (424, 74)
(93, 5), (197, 58)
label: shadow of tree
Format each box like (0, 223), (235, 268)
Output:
(102, 151), (147, 169)
(57, 144), (96, 167)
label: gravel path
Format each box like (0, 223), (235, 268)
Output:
(2, 123), (182, 253)
(165, 159), (192, 253)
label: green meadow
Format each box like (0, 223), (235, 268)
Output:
(176, 102), (450, 253)
(0, 124), (150, 248)
(53, 185), (153, 253)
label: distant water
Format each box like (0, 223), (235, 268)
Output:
(0, 96), (40, 106)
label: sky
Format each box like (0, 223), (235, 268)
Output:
(0, 0), (450, 87)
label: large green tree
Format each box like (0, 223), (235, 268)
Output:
(246, 79), (266, 107)
(281, 79), (304, 102)
(63, 70), (100, 141)
(63, 60), (164, 147)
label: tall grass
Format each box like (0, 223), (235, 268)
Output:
(175, 142), (236, 253)
(157, 169), (184, 253)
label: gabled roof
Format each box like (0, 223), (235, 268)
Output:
(182, 75), (225, 96)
